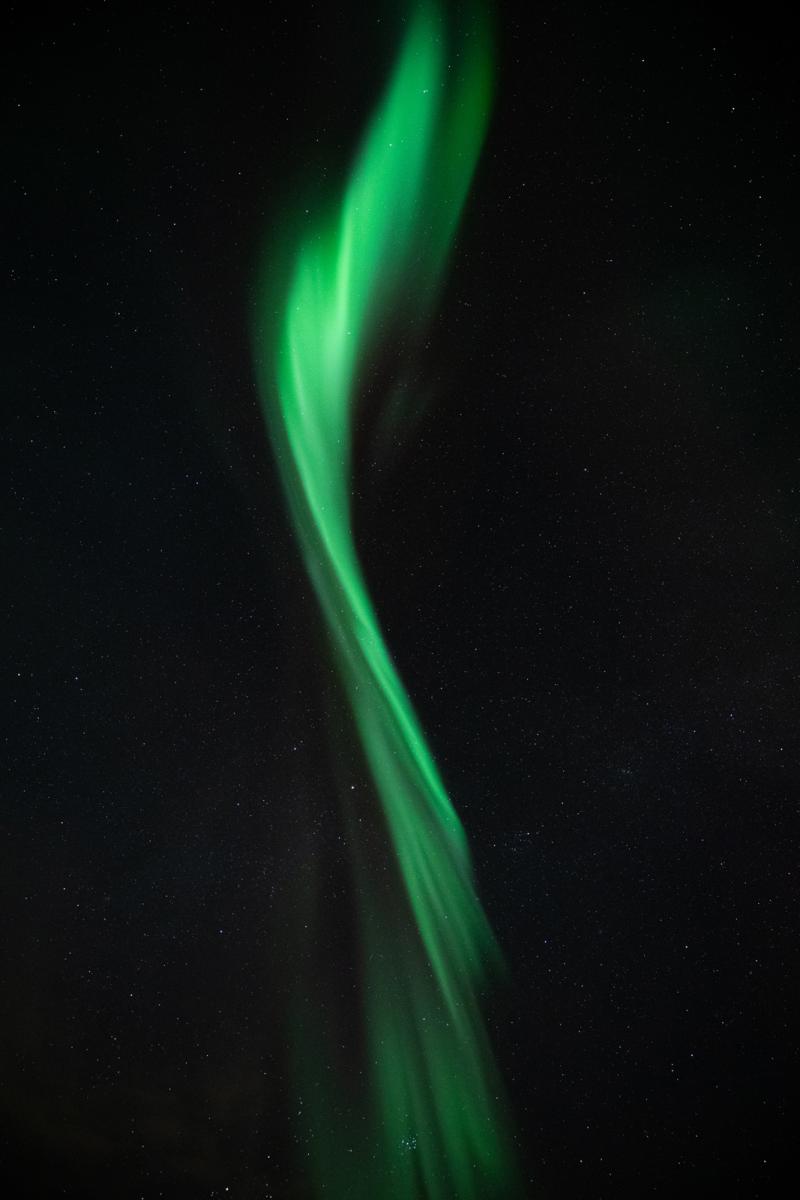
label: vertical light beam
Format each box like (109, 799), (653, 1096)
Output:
(252, 4), (521, 1196)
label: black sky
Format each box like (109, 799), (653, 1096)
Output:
(4, 2), (799, 1197)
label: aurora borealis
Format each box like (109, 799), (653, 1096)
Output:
(7, 1), (800, 1197)
(252, 5), (521, 1195)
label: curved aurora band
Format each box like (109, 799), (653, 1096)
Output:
(252, 4), (521, 1196)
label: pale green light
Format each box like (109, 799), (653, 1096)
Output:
(253, 4), (521, 1196)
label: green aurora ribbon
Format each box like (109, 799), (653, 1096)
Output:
(252, 4), (521, 1196)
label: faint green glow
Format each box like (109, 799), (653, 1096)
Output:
(252, 4), (520, 1196)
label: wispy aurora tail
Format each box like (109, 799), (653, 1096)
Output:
(252, 4), (521, 1197)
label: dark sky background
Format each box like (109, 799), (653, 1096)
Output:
(4, 2), (798, 1197)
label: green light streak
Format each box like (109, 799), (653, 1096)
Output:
(253, 4), (521, 1196)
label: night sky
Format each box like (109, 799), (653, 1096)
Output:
(4, 2), (799, 1198)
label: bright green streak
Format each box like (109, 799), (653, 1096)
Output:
(253, 4), (521, 1197)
